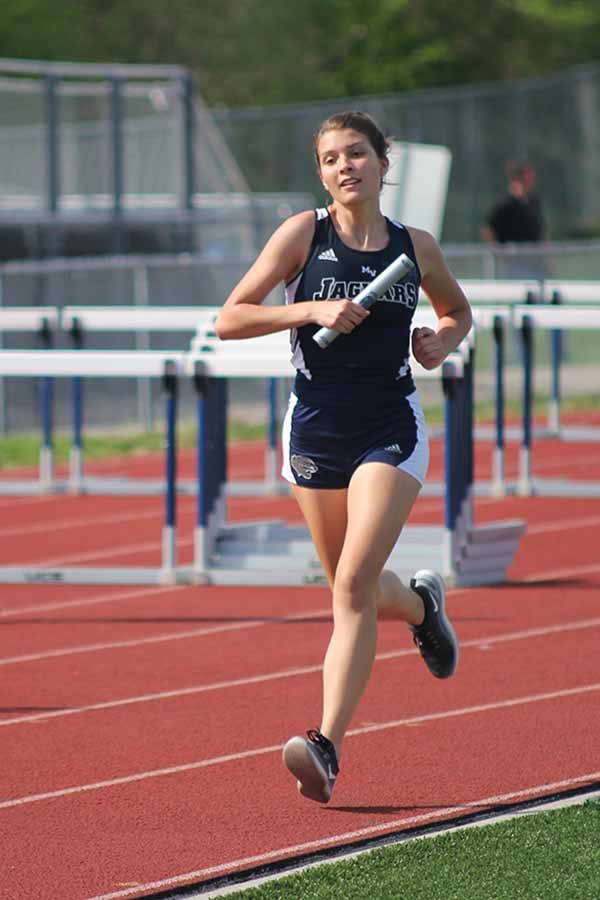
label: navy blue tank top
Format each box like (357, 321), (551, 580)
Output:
(285, 208), (422, 406)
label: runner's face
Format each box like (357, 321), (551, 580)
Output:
(317, 128), (388, 205)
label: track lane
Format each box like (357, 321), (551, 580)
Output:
(1, 622), (598, 800)
(2, 689), (599, 900)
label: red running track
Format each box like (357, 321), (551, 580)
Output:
(0, 431), (599, 899)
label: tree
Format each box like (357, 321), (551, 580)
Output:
(0, 0), (599, 106)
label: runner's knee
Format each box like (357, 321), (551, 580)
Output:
(333, 564), (379, 611)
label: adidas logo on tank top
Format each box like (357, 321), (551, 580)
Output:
(318, 248), (338, 262)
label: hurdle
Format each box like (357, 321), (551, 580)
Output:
(0, 340), (525, 586)
(187, 335), (525, 588)
(512, 304), (600, 497)
(0, 302), (515, 502)
(0, 350), (187, 584)
(59, 304), (288, 497)
(0, 307), (60, 491)
(60, 305), (219, 494)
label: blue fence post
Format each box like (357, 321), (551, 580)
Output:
(110, 76), (125, 255)
(45, 73), (61, 256)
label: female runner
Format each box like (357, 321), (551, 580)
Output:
(215, 111), (472, 804)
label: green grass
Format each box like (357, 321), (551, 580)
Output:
(0, 420), (265, 470)
(224, 799), (600, 900)
(0, 394), (598, 471)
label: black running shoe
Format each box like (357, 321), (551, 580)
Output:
(282, 729), (339, 804)
(409, 569), (459, 679)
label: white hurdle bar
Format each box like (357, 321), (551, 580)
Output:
(456, 279), (541, 304)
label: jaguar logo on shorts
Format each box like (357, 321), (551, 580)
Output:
(291, 454), (319, 480)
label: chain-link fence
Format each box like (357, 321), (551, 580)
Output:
(214, 62), (600, 244)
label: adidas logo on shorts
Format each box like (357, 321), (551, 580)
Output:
(318, 248), (338, 262)
(384, 443), (403, 453)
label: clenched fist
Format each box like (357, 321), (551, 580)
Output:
(412, 326), (446, 370)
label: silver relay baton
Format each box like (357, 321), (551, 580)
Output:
(312, 253), (416, 349)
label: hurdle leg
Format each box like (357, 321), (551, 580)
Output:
(68, 316), (84, 492)
(68, 375), (84, 492)
(192, 362), (211, 581)
(442, 364), (461, 579)
(39, 375), (54, 491)
(518, 315), (534, 496)
(265, 377), (279, 491)
(491, 314), (506, 496)
(160, 360), (178, 583)
(547, 290), (562, 436)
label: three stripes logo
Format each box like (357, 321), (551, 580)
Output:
(318, 249), (338, 262)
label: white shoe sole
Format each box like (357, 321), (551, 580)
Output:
(282, 736), (332, 803)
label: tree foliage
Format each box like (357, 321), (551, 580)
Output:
(0, 0), (599, 105)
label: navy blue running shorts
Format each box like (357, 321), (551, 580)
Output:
(281, 389), (429, 489)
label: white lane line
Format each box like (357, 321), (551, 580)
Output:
(82, 769), (600, 900)
(93, 770), (600, 900)
(0, 584), (181, 619)
(2, 615), (600, 727)
(1, 552), (599, 667)
(0, 606), (332, 668)
(0, 620), (275, 666)
(0, 507), (165, 539)
(30, 538), (184, 567)
(0, 494), (59, 510)
(523, 562), (600, 581)
(527, 515), (600, 535)
(1, 683), (599, 814)
(3, 497), (596, 569)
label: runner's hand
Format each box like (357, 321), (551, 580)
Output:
(311, 300), (369, 334)
(412, 326), (446, 370)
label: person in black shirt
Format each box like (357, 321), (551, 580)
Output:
(483, 161), (545, 277)
(484, 161), (544, 243)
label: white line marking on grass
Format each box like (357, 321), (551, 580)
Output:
(1, 682), (598, 813)
(82, 769), (600, 900)
(2, 615), (600, 725)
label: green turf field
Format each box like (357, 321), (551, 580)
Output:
(224, 799), (600, 900)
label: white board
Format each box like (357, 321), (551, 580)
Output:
(380, 141), (452, 239)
